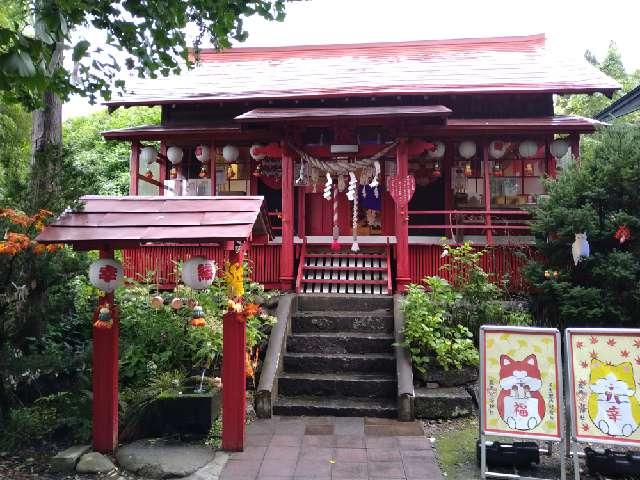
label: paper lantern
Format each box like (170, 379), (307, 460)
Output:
(171, 297), (184, 310)
(167, 146), (184, 165)
(222, 144), (240, 163)
(89, 259), (124, 293)
(427, 141), (445, 159)
(182, 256), (217, 290)
(140, 146), (158, 165)
(195, 145), (210, 163)
(489, 141), (508, 160)
(550, 139), (569, 159)
(458, 141), (476, 160)
(250, 144), (266, 161)
(518, 140), (538, 159)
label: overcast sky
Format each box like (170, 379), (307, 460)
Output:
(63, 0), (640, 119)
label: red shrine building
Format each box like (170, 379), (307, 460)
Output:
(103, 34), (619, 293)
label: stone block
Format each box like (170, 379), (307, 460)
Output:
(415, 387), (474, 419)
(51, 444), (90, 473)
(76, 452), (116, 474)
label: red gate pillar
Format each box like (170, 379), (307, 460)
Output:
(93, 248), (119, 452)
(280, 144), (295, 290)
(395, 138), (411, 292)
(222, 246), (247, 451)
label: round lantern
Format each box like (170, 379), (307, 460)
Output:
(89, 258), (124, 293)
(518, 140), (538, 159)
(427, 141), (445, 159)
(250, 144), (266, 161)
(167, 146), (184, 165)
(140, 146), (158, 165)
(182, 256), (217, 290)
(195, 145), (210, 163)
(458, 141), (476, 160)
(222, 144), (240, 163)
(489, 141), (507, 159)
(550, 139), (569, 159)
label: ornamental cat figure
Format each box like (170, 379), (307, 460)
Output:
(588, 359), (640, 437)
(572, 233), (590, 266)
(497, 354), (546, 431)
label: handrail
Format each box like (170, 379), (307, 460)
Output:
(409, 209), (530, 215)
(295, 241), (307, 293)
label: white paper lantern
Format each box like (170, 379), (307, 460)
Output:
(427, 141), (445, 159)
(222, 144), (240, 163)
(489, 140), (508, 160)
(519, 140), (538, 159)
(458, 141), (477, 160)
(550, 139), (569, 159)
(182, 256), (217, 290)
(140, 146), (158, 165)
(194, 145), (210, 163)
(89, 259), (124, 293)
(167, 146), (184, 165)
(250, 144), (266, 161)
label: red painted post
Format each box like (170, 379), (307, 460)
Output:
(210, 142), (217, 195)
(279, 143), (295, 290)
(93, 248), (119, 453)
(482, 140), (493, 245)
(569, 133), (580, 165)
(129, 141), (140, 195)
(222, 246), (247, 451)
(395, 138), (410, 292)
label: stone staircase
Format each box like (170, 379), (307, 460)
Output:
(273, 294), (397, 418)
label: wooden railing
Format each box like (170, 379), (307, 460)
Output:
(408, 209), (531, 239)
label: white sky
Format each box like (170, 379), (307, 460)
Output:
(63, 0), (640, 119)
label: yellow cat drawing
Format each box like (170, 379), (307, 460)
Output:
(588, 359), (640, 437)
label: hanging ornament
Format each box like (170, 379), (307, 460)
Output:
(519, 140), (538, 159)
(464, 162), (473, 177)
(323, 172), (333, 200)
(182, 256), (217, 290)
(351, 187), (360, 252)
(331, 186), (340, 251)
(190, 305), (206, 327)
(458, 141), (477, 160)
(427, 141), (445, 159)
(489, 141), (508, 159)
(347, 171), (357, 201)
(310, 167), (320, 193)
(550, 139), (569, 159)
(432, 161), (442, 178)
(224, 262), (244, 298)
(249, 144), (266, 161)
(167, 146), (184, 165)
(94, 304), (113, 330)
(369, 160), (381, 189)
(89, 259), (124, 293)
(222, 145), (240, 163)
(615, 225), (631, 244)
(198, 165), (208, 178)
(150, 295), (164, 309)
(171, 297), (184, 310)
(337, 174), (346, 192)
(140, 146), (158, 165)
(252, 161), (262, 177)
(195, 145), (210, 163)
(170, 166), (178, 179)
(524, 161), (535, 176)
(571, 233), (590, 266)
(295, 159), (306, 185)
(492, 162), (504, 177)
(144, 169), (154, 179)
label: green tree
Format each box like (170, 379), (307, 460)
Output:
(0, 98), (31, 201)
(524, 124), (640, 329)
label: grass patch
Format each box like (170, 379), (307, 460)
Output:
(434, 418), (479, 480)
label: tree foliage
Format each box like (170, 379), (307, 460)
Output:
(524, 124), (640, 328)
(0, 0), (286, 110)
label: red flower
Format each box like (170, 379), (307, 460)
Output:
(621, 349), (630, 358)
(590, 336), (598, 344)
(634, 339), (640, 349)
(607, 338), (617, 347)
(615, 225), (631, 244)
(582, 423), (590, 432)
(576, 341), (584, 349)
(578, 379), (587, 388)
(590, 350), (599, 360)
(581, 361), (589, 369)
(635, 356), (640, 366)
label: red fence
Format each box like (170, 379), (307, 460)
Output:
(123, 244), (281, 289)
(408, 243), (538, 291)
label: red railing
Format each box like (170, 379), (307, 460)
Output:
(408, 209), (531, 238)
(267, 211), (282, 233)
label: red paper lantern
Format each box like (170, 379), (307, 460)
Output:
(182, 256), (217, 290)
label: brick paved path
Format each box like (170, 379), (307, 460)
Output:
(219, 416), (443, 480)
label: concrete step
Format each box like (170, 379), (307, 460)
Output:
(273, 395), (397, 418)
(297, 294), (393, 312)
(286, 332), (394, 354)
(291, 310), (393, 334)
(283, 352), (395, 374)
(414, 387), (474, 419)
(278, 372), (396, 398)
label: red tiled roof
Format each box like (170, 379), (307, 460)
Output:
(106, 34), (620, 106)
(234, 105), (452, 122)
(36, 196), (268, 250)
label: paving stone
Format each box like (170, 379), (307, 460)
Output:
(333, 417), (364, 435)
(392, 421), (425, 436)
(368, 460), (405, 478)
(264, 446), (300, 461)
(294, 458), (332, 477)
(335, 448), (366, 463)
(246, 434), (275, 446)
(76, 452), (116, 474)
(331, 461), (368, 479)
(403, 458), (443, 478)
(365, 436), (398, 449)
(220, 459), (261, 478)
(302, 435), (335, 447)
(367, 448), (401, 462)
(51, 444), (91, 473)
(304, 424), (334, 435)
(397, 437), (431, 451)
(298, 447), (335, 461)
(270, 434), (303, 446)
(364, 424), (396, 436)
(259, 458), (298, 477)
(183, 452), (229, 480)
(335, 434), (365, 448)
(229, 446), (268, 462)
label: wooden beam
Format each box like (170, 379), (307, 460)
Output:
(129, 141), (140, 195)
(279, 143), (295, 290)
(481, 140), (493, 245)
(395, 138), (410, 292)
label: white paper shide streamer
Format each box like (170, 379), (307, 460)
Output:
(346, 172), (357, 201)
(323, 172), (333, 200)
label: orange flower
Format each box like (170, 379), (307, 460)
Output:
(46, 244), (57, 253)
(244, 303), (260, 316)
(33, 244), (47, 255)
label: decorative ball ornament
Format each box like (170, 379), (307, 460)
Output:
(140, 146), (158, 165)
(222, 144), (240, 163)
(191, 305), (206, 327)
(571, 233), (590, 266)
(427, 141), (445, 159)
(89, 259), (124, 293)
(550, 139), (569, 159)
(489, 141), (508, 159)
(171, 297), (184, 310)
(195, 145), (210, 163)
(458, 141), (477, 160)
(519, 140), (538, 159)
(182, 256), (217, 290)
(150, 295), (164, 309)
(167, 146), (184, 165)
(249, 144), (266, 161)
(94, 305), (113, 329)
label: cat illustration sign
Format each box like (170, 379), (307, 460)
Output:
(480, 326), (563, 441)
(566, 328), (640, 446)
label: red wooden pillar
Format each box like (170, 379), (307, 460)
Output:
(395, 138), (410, 292)
(481, 140), (493, 245)
(279, 144), (295, 290)
(93, 248), (119, 453)
(210, 142), (217, 195)
(129, 141), (140, 195)
(222, 245), (247, 451)
(569, 133), (580, 164)
(545, 138), (557, 179)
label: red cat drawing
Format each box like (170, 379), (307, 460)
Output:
(497, 354), (546, 430)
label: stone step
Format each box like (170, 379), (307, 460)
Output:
(287, 332), (394, 354)
(278, 372), (396, 398)
(273, 395), (397, 418)
(414, 387), (474, 419)
(291, 310), (393, 333)
(283, 352), (396, 374)
(297, 294), (393, 312)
